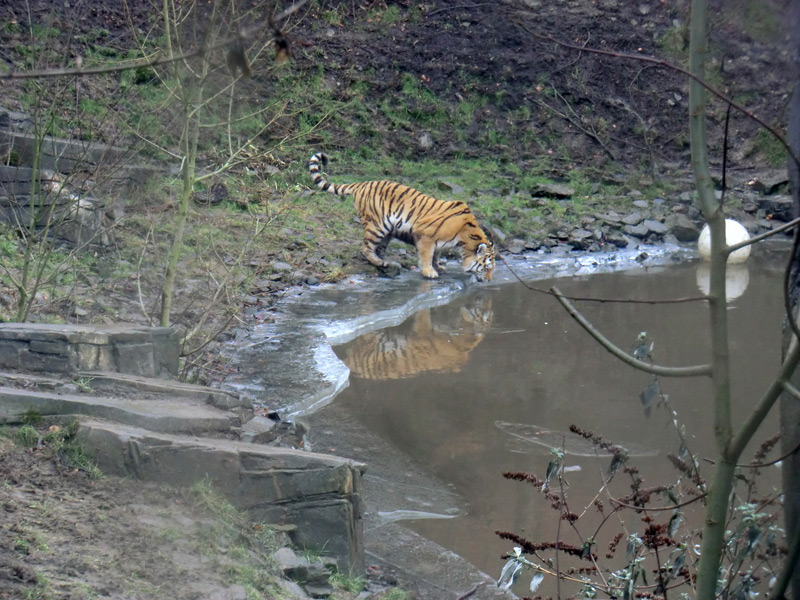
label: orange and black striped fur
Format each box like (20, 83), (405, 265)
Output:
(309, 152), (494, 281)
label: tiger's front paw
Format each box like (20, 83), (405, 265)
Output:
(421, 267), (440, 279)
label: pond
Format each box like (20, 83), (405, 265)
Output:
(306, 248), (788, 596)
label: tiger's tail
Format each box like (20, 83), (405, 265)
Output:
(309, 152), (352, 197)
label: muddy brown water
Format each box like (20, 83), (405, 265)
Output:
(316, 253), (787, 594)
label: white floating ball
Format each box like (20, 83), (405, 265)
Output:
(697, 219), (751, 264)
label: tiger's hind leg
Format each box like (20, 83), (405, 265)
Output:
(432, 249), (446, 274)
(361, 238), (402, 276)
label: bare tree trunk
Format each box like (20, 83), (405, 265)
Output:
(782, 3), (800, 598)
(688, 0), (738, 596)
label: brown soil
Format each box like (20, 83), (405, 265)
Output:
(0, 433), (267, 600)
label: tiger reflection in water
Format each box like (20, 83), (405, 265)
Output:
(340, 295), (493, 380)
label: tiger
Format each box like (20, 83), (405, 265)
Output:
(339, 296), (493, 380)
(309, 152), (495, 281)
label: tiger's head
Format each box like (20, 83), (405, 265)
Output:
(462, 240), (495, 282)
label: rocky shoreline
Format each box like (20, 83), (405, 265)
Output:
(484, 169), (791, 256)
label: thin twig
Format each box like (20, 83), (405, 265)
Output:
(454, 582), (483, 600)
(551, 286), (712, 377)
(609, 492), (708, 512)
(724, 217), (800, 255)
(497, 253), (707, 305)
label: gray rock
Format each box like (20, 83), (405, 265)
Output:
(624, 223), (650, 238)
(437, 179), (464, 194)
(568, 229), (594, 249)
(240, 415), (278, 443)
(605, 233), (630, 248)
(748, 174), (789, 195)
(758, 195), (793, 222)
(642, 219), (668, 235)
(524, 240), (541, 251)
(531, 182), (574, 199)
(622, 212), (645, 226)
(488, 226), (507, 243)
(665, 213), (700, 242)
(598, 211), (622, 225)
(417, 132), (434, 151)
(505, 239), (526, 254)
(632, 199), (649, 209)
(274, 579), (312, 600)
(662, 233), (680, 246)
(272, 261), (293, 272)
(757, 218), (774, 230)
(741, 195), (758, 213)
(304, 583), (335, 597)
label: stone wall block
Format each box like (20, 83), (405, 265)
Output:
(237, 467), (356, 506)
(0, 324), (181, 378)
(149, 328), (181, 376)
(261, 499), (364, 576)
(20, 347), (70, 372)
(0, 340), (25, 369)
(112, 342), (157, 377)
(74, 421), (366, 575)
(29, 340), (68, 356)
(73, 343), (100, 371)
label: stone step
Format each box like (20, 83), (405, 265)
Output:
(77, 370), (247, 410)
(0, 386), (234, 435)
(75, 418), (366, 575)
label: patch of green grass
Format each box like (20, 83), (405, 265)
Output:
(20, 570), (52, 600)
(382, 589), (410, 600)
(738, 0), (780, 43)
(15, 424), (40, 447)
(190, 478), (240, 521)
(13, 422), (102, 478)
(71, 376), (94, 392)
(187, 479), (288, 597)
(755, 127), (786, 168)
(22, 409), (44, 425)
(77, 98), (106, 117)
(329, 572), (366, 593)
(657, 23), (688, 59)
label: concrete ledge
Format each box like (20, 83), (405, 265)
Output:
(76, 419), (366, 574)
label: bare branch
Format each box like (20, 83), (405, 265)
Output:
(724, 217), (800, 255)
(497, 253), (707, 305)
(550, 286), (712, 377)
(782, 379), (800, 403)
(730, 334), (800, 460)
